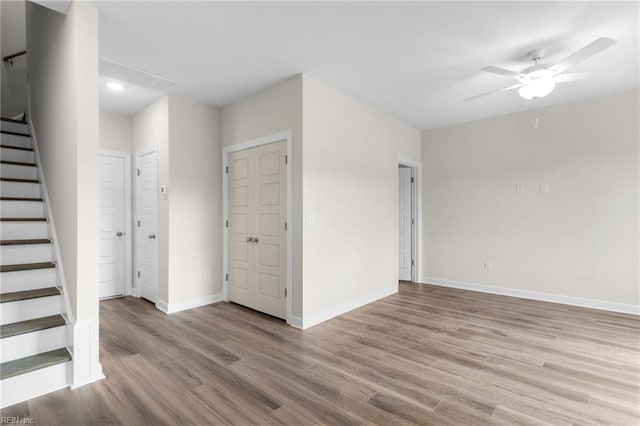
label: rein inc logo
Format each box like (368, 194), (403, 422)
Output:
(1, 417), (35, 425)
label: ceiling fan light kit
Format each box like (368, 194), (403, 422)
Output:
(518, 76), (556, 100)
(465, 37), (617, 102)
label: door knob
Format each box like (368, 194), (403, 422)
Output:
(253, 237), (259, 243)
(246, 237), (252, 242)
(116, 232), (123, 237)
(148, 234), (156, 240)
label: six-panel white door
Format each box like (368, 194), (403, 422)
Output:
(137, 150), (158, 303)
(228, 141), (287, 319)
(99, 154), (126, 298)
(398, 166), (413, 281)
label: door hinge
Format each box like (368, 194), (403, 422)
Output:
(137, 271), (141, 278)
(411, 177), (414, 183)
(285, 288), (287, 297)
(225, 273), (229, 282)
(285, 155), (288, 164)
(137, 220), (141, 228)
(225, 220), (229, 228)
(225, 166), (229, 174)
(136, 168), (140, 176)
(411, 218), (415, 225)
(284, 221), (287, 231)
(411, 259), (415, 266)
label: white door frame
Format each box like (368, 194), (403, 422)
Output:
(397, 156), (422, 282)
(222, 130), (293, 325)
(134, 146), (158, 302)
(99, 149), (133, 296)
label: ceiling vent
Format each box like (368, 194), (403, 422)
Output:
(99, 58), (176, 91)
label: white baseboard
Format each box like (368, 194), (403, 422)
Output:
(156, 293), (224, 315)
(302, 285), (398, 330)
(288, 315), (303, 329)
(421, 277), (640, 315)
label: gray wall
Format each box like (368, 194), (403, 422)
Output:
(421, 90), (639, 310)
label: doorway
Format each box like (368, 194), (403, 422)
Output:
(223, 131), (293, 323)
(135, 149), (158, 303)
(397, 158), (422, 283)
(99, 150), (131, 299)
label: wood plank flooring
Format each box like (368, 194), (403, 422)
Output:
(3, 282), (639, 425)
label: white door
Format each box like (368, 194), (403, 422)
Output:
(228, 141), (287, 319)
(398, 166), (413, 281)
(136, 150), (157, 303)
(99, 154), (126, 298)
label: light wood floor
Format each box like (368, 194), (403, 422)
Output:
(3, 282), (639, 425)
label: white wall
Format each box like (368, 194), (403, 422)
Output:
(132, 96), (170, 303)
(1, 0), (27, 117)
(421, 90), (639, 312)
(221, 75), (304, 319)
(27, 1), (102, 385)
(167, 95), (222, 306)
(99, 109), (132, 152)
(302, 75), (421, 327)
(132, 95), (222, 311)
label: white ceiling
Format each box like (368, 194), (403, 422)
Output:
(96, 1), (639, 129)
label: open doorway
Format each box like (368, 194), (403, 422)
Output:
(397, 158), (422, 283)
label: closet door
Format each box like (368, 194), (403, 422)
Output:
(227, 140), (287, 319)
(252, 141), (287, 318)
(228, 148), (253, 309)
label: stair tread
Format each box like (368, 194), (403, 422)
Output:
(0, 177), (39, 183)
(0, 314), (66, 339)
(0, 130), (30, 138)
(0, 217), (47, 222)
(0, 145), (33, 152)
(0, 117), (27, 125)
(0, 160), (36, 167)
(0, 238), (51, 246)
(0, 262), (56, 273)
(0, 287), (60, 303)
(0, 196), (43, 202)
(0, 348), (71, 380)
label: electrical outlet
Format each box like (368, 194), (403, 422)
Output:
(539, 184), (549, 193)
(484, 261), (492, 272)
(516, 185), (525, 195)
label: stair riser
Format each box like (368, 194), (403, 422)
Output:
(0, 325), (66, 363)
(0, 359), (70, 408)
(0, 122), (28, 134)
(0, 244), (53, 264)
(0, 163), (37, 180)
(0, 148), (34, 163)
(0, 134), (32, 149)
(0, 268), (56, 293)
(1, 295), (63, 325)
(0, 181), (41, 198)
(0, 201), (44, 217)
(0, 222), (48, 239)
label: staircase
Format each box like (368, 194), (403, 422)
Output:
(0, 117), (72, 408)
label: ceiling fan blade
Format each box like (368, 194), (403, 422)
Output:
(463, 83), (523, 102)
(554, 72), (593, 83)
(550, 37), (617, 74)
(481, 66), (522, 78)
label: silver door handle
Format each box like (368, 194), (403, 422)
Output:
(116, 232), (124, 237)
(148, 234), (156, 240)
(246, 237), (253, 242)
(253, 237), (259, 243)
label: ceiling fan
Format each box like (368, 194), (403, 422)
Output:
(464, 37), (617, 101)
